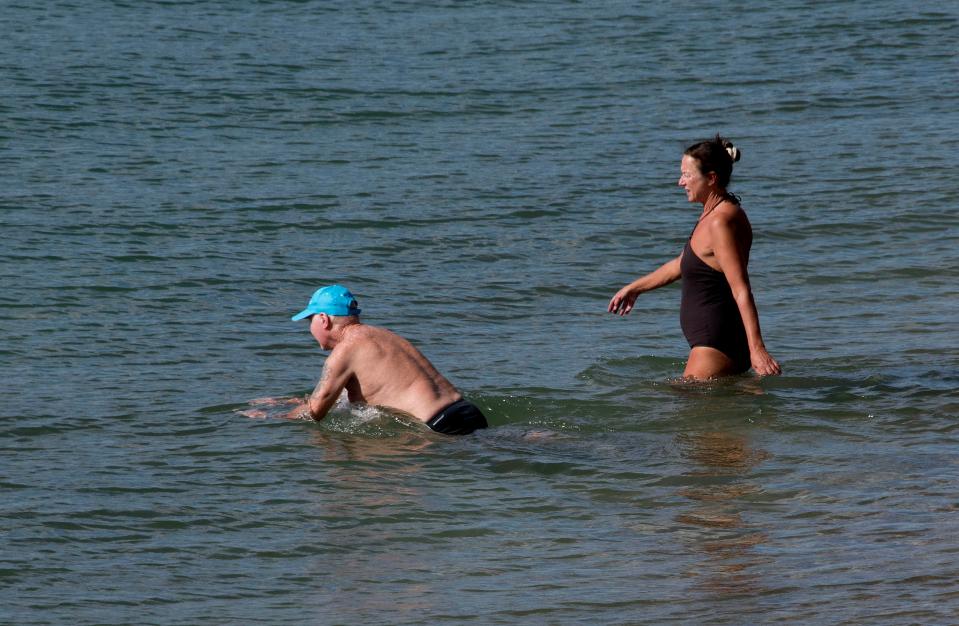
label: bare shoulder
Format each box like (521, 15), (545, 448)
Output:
(353, 324), (401, 343)
(715, 199), (743, 220)
(708, 201), (750, 233)
(342, 324), (407, 354)
(324, 341), (352, 370)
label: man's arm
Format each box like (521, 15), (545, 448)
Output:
(306, 350), (354, 421)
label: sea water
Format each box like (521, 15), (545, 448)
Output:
(2, 1), (958, 624)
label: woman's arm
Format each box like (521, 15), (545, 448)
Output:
(709, 217), (781, 375)
(608, 255), (683, 316)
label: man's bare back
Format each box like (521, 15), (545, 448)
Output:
(328, 324), (462, 422)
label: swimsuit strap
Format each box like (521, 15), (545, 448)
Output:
(687, 193), (742, 240)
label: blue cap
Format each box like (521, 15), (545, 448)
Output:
(292, 285), (362, 321)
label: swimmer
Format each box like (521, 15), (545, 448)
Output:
(284, 285), (488, 435)
(608, 135), (781, 379)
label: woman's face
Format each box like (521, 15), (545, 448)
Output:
(678, 155), (713, 204)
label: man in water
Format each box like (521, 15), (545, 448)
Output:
(285, 285), (488, 435)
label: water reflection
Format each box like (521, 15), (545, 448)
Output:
(302, 429), (441, 622)
(675, 430), (772, 597)
(308, 428), (434, 463)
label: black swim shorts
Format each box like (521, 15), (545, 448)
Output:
(426, 399), (488, 435)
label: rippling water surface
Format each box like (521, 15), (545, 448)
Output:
(2, 1), (958, 624)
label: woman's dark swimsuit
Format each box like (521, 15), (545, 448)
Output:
(426, 399), (488, 435)
(679, 227), (751, 374)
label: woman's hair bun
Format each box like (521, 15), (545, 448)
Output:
(717, 135), (741, 162)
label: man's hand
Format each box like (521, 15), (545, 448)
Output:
(238, 396), (310, 419)
(281, 398), (311, 420)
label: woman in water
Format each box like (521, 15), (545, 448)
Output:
(608, 135), (781, 379)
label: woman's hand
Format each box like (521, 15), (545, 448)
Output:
(750, 347), (782, 376)
(608, 285), (639, 316)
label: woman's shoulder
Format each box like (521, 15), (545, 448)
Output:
(706, 201), (751, 235)
(711, 199), (742, 222)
